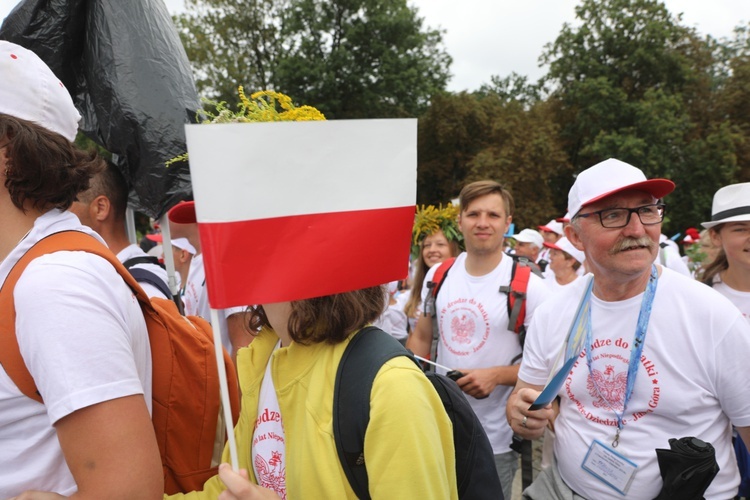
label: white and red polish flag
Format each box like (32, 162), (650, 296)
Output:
(184, 119), (416, 308)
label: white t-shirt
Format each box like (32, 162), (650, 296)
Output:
(0, 210), (152, 497)
(711, 278), (750, 323)
(183, 252), (207, 318)
(373, 290), (409, 340)
(181, 252), (248, 354)
(519, 268), (750, 499)
(547, 274), (581, 294)
(656, 244), (691, 277)
(252, 343), (287, 499)
(421, 252), (550, 453)
(117, 243), (171, 299)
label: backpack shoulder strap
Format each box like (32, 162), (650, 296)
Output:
(428, 257), (456, 301)
(500, 259), (532, 335)
(333, 326), (413, 500)
(128, 267), (173, 300)
(123, 255), (165, 270)
(424, 257), (456, 364)
(0, 231), (152, 403)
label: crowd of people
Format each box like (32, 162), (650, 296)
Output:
(2, 40), (750, 500)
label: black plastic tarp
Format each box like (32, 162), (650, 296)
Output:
(1, 0), (199, 218)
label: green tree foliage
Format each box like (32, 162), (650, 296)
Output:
(277, 0), (451, 118)
(417, 92), (491, 204)
(717, 24), (750, 183)
(174, 0), (287, 104)
(174, 0), (450, 118)
(541, 0), (739, 233)
(464, 97), (570, 229)
(416, 91), (570, 229)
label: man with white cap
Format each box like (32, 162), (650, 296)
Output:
(170, 236), (196, 294)
(70, 161), (172, 299)
(0, 42), (161, 496)
(507, 158), (750, 499)
(510, 228), (545, 266)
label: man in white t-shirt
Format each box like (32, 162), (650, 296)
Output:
(508, 158), (750, 499)
(406, 180), (550, 500)
(0, 42), (161, 497)
(168, 201), (251, 358)
(70, 161), (172, 299)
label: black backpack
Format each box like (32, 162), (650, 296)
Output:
(333, 326), (503, 499)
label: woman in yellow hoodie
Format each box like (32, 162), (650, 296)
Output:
(169, 285), (458, 500)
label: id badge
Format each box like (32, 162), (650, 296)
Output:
(581, 440), (638, 495)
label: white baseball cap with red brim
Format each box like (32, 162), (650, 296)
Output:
(568, 158), (675, 218)
(543, 236), (585, 264)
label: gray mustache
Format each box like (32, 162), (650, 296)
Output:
(610, 237), (656, 255)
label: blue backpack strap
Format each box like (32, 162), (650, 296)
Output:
(333, 326), (414, 499)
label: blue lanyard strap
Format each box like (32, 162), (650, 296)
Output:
(585, 265), (658, 447)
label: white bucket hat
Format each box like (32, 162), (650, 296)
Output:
(568, 158), (675, 217)
(701, 182), (750, 229)
(0, 41), (81, 142)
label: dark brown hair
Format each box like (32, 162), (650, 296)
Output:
(458, 180), (514, 217)
(78, 160), (129, 223)
(248, 285), (386, 345)
(0, 113), (102, 212)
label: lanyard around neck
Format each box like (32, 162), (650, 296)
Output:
(585, 265), (658, 447)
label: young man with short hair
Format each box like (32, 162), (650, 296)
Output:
(0, 41), (161, 497)
(407, 180), (550, 500)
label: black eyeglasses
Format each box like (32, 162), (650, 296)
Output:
(575, 203), (666, 228)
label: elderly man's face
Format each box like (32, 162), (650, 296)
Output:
(514, 241), (538, 260)
(567, 189), (660, 280)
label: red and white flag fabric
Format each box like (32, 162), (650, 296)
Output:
(184, 119), (416, 308)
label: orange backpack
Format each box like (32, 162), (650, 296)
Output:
(0, 231), (240, 494)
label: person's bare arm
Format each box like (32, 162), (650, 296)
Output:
(454, 364), (520, 399)
(737, 426), (750, 451)
(405, 313), (432, 358)
(226, 311), (253, 365)
(506, 379), (555, 440)
(56, 394), (163, 499)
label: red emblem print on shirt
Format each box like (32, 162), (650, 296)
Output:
(255, 450), (287, 499)
(587, 365), (628, 410)
(450, 314), (475, 344)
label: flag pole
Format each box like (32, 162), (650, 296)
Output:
(210, 308), (239, 471)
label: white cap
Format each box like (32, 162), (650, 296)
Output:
(511, 228), (544, 249)
(543, 236), (585, 264)
(0, 41), (81, 142)
(567, 158), (674, 218)
(701, 182), (750, 229)
(172, 237), (197, 255)
(538, 219), (564, 235)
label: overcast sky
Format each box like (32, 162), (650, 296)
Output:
(1, 0), (748, 92)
